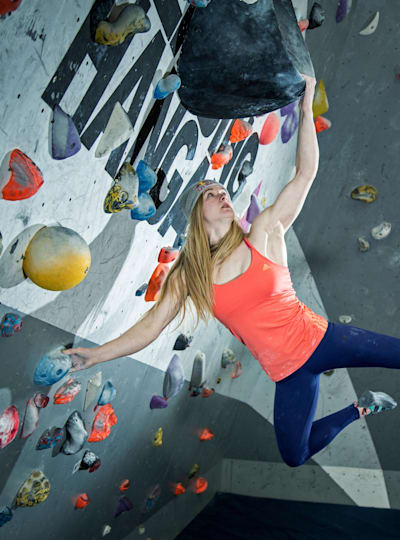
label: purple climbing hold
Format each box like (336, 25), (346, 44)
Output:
(0, 313), (22, 337)
(114, 496), (133, 518)
(246, 194), (262, 224)
(163, 354), (185, 399)
(150, 395), (168, 409)
(336, 0), (352, 23)
(51, 105), (81, 160)
(280, 101), (297, 117)
(281, 110), (299, 144)
(0, 506), (13, 528)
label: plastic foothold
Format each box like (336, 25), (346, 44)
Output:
(23, 226), (91, 291)
(229, 119), (253, 143)
(371, 222), (391, 240)
(84, 371), (102, 411)
(339, 315), (352, 324)
(95, 102), (134, 158)
(143, 484), (161, 513)
(75, 493), (90, 509)
(239, 161), (253, 180)
(163, 354), (185, 399)
(314, 116), (331, 133)
(33, 345), (72, 386)
(98, 381), (117, 406)
(173, 333), (193, 350)
(130, 191), (156, 221)
(0, 506), (13, 528)
(36, 427), (63, 450)
(312, 80), (329, 119)
(336, 0), (352, 23)
(34, 393), (49, 408)
(200, 428), (214, 441)
(20, 398), (39, 439)
(281, 110), (298, 144)
(88, 403), (117, 442)
(102, 525), (112, 537)
(308, 2), (325, 29)
(246, 194), (261, 224)
(120, 479), (130, 492)
(211, 144), (233, 170)
(135, 283), (148, 296)
(186, 0), (211, 6)
(154, 74), (181, 100)
(174, 483), (186, 496)
(324, 370), (335, 377)
(95, 4), (151, 46)
(158, 247), (179, 264)
(221, 348), (236, 368)
(360, 11), (379, 35)
(259, 113), (280, 145)
(54, 377), (81, 404)
(80, 450), (101, 472)
(193, 477), (208, 494)
(61, 411), (88, 455)
(144, 263), (169, 302)
(190, 352), (206, 392)
(0, 405), (19, 449)
(0, 0), (22, 15)
(188, 464), (200, 479)
(137, 160), (157, 193)
(138, 524), (146, 534)
(201, 387), (214, 398)
(298, 19), (309, 32)
(104, 163), (139, 213)
(16, 471), (50, 507)
(357, 237), (370, 252)
(0, 313), (22, 337)
(232, 361), (243, 379)
(51, 105), (81, 160)
(153, 427), (163, 447)
(115, 496), (133, 518)
(150, 395), (168, 409)
(1, 149), (44, 201)
(351, 185), (377, 204)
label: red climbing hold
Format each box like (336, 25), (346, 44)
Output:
(0, 405), (19, 449)
(158, 247), (179, 264)
(75, 493), (90, 509)
(232, 361), (243, 379)
(194, 477), (208, 494)
(120, 479), (130, 492)
(199, 428), (214, 441)
(173, 483), (186, 496)
(298, 19), (309, 32)
(314, 116), (332, 133)
(201, 387), (214, 398)
(211, 144), (233, 170)
(1, 149), (44, 201)
(0, 0), (22, 15)
(229, 119), (253, 143)
(88, 403), (118, 442)
(259, 113), (280, 145)
(145, 263), (169, 302)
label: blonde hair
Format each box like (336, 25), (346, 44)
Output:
(144, 193), (247, 331)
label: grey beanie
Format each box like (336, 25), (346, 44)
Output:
(179, 180), (223, 220)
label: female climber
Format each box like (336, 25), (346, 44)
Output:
(65, 74), (397, 468)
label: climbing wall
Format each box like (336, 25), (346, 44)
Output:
(2, 0), (400, 539)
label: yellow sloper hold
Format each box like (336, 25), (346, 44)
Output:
(16, 471), (50, 507)
(350, 185), (378, 203)
(153, 427), (163, 447)
(23, 226), (91, 291)
(312, 80), (329, 119)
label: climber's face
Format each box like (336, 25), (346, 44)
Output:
(202, 186), (234, 224)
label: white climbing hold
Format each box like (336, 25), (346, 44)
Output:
(359, 11), (379, 35)
(95, 102), (134, 158)
(338, 315), (352, 324)
(371, 221), (391, 240)
(84, 372), (102, 411)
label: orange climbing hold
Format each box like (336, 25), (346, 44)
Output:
(1, 149), (44, 201)
(211, 144), (233, 170)
(145, 263), (169, 302)
(229, 119), (253, 143)
(200, 428), (214, 441)
(120, 479), (130, 492)
(259, 113), (280, 145)
(314, 116), (332, 133)
(88, 403), (118, 442)
(158, 247), (179, 264)
(173, 483), (186, 496)
(298, 19), (309, 31)
(194, 477), (208, 494)
(201, 388), (214, 398)
(75, 493), (90, 509)
(0, 0), (22, 15)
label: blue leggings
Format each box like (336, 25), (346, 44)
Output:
(274, 321), (400, 467)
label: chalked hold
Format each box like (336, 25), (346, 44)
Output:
(178, 0), (314, 118)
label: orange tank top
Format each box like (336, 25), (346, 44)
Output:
(212, 237), (328, 382)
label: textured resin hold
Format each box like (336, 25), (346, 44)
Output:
(173, 333), (193, 350)
(98, 381), (117, 406)
(336, 0), (352, 23)
(211, 144), (233, 170)
(0, 405), (19, 449)
(153, 427), (163, 447)
(0, 313), (22, 337)
(1, 149), (44, 201)
(51, 105), (81, 160)
(312, 80), (329, 118)
(350, 185), (377, 204)
(114, 496), (133, 517)
(95, 102), (134, 158)
(221, 348), (236, 368)
(95, 4), (151, 46)
(33, 345), (72, 386)
(371, 222), (391, 240)
(281, 110), (298, 143)
(308, 2), (325, 29)
(229, 119), (253, 143)
(15, 471), (50, 507)
(150, 395), (168, 409)
(154, 74), (181, 100)
(20, 398), (39, 439)
(163, 354), (185, 399)
(54, 378), (82, 404)
(0, 506), (13, 528)
(61, 411), (88, 455)
(88, 404), (117, 442)
(259, 113), (280, 145)
(104, 163), (139, 213)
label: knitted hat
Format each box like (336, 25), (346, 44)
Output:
(179, 180), (223, 220)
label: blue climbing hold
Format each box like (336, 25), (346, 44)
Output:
(186, 0), (212, 6)
(98, 381), (117, 406)
(137, 160), (157, 193)
(154, 74), (181, 100)
(0, 506), (12, 528)
(130, 192), (156, 221)
(33, 345), (72, 386)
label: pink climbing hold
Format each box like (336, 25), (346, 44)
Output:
(0, 405), (19, 448)
(259, 113), (280, 145)
(232, 361), (243, 379)
(20, 398), (39, 439)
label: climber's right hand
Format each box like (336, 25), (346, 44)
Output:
(63, 347), (99, 372)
